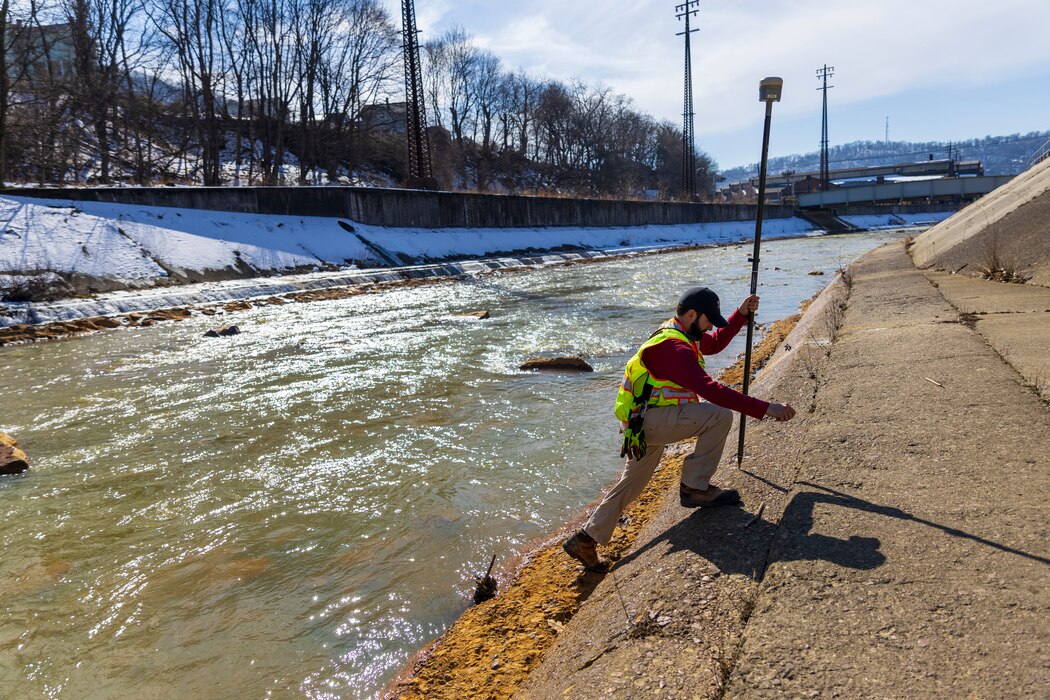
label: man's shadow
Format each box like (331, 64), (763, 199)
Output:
(615, 481), (1048, 579)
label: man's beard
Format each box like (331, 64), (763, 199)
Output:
(687, 318), (705, 339)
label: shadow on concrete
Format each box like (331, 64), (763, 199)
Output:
(613, 487), (887, 579)
(609, 502), (836, 581)
(611, 480), (1048, 581)
(796, 482), (1050, 567)
(741, 468), (790, 494)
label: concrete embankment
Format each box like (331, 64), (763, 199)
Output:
(911, 155), (1050, 286)
(515, 240), (1049, 698)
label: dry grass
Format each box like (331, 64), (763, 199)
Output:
(721, 314), (802, 389)
(978, 231), (1031, 284)
(0, 274), (71, 303)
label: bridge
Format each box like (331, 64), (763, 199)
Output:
(797, 174), (1013, 209)
(750, 158), (984, 188)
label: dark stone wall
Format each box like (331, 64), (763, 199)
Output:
(2, 186), (797, 228)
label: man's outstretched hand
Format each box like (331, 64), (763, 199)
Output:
(738, 294), (760, 316)
(765, 403), (796, 422)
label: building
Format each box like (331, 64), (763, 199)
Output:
(359, 100), (407, 135)
(4, 21), (76, 84)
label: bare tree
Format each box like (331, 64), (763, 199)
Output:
(150, 0), (227, 184)
(63, 0), (140, 183)
(316, 0), (398, 181)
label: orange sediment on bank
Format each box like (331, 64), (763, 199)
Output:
(719, 310), (804, 390)
(386, 308), (808, 700)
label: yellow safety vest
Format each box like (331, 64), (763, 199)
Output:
(614, 318), (706, 422)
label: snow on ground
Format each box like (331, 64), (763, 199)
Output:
(0, 197), (168, 282)
(0, 192), (823, 325)
(0, 194), (817, 284)
(841, 211), (955, 230)
(362, 216), (816, 261)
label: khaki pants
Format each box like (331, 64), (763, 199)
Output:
(584, 402), (734, 545)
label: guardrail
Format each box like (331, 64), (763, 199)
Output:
(1026, 138), (1050, 170)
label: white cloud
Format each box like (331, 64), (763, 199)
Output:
(381, 0), (1050, 161)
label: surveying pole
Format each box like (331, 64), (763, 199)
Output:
(736, 77), (783, 468)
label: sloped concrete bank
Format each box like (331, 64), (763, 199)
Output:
(515, 241), (1049, 698)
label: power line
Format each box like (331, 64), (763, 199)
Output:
(676, 1), (700, 201)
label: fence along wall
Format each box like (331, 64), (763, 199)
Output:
(2, 186), (796, 228)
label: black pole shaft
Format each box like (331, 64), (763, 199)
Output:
(736, 99), (775, 467)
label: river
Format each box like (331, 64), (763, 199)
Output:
(0, 230), (908, 698)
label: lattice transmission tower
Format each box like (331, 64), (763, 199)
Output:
(816, 64), (834, 191)
(676, 1), (700, 201)
(402, 0), (432, 185)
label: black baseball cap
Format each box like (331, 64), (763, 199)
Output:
(678, 287), (729, 328)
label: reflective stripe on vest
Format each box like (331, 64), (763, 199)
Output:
(613, 318), (706, 422)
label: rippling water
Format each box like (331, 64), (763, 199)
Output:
(0, 231), (907, 698)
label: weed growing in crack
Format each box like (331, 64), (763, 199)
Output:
(979, 230), (1031, 284)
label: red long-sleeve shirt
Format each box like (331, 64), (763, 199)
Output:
(640, 309), (770, 420)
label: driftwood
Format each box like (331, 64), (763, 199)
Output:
(473, 555), (498, 604)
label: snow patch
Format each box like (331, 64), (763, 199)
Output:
(841, 211), (955, 230)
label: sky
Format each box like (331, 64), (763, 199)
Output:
(381, 0), (1050, 169)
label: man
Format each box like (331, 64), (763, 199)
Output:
(563, 286), (796, 572)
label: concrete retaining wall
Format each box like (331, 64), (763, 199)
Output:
(2, 186), (796, 228)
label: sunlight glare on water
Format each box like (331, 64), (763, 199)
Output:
(0, 232), (907, 698)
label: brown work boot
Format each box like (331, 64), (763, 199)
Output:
(680, 483), (742, 509)
(562, 530), (610, 573)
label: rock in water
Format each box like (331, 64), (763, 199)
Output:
(204, 326), (241, 338)
(0, 433), (29, 475)
(520, 356), (594, 372)
(456, 310), (490, 319)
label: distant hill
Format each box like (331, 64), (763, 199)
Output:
(720, 130), (1050, 183)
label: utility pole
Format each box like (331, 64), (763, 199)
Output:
(816, 64), (834, 191)
(885, 116), (889, 142)
(676, 1), (700, 201)
(401, 0), (433, 186)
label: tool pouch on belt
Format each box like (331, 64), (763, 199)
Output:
(620, 382), (653, 460)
